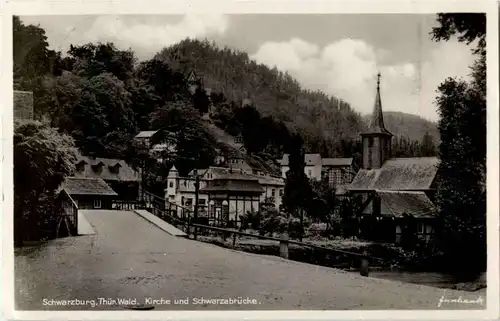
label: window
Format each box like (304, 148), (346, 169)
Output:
(368, 137), (374, 147)
(417, 223), (425, 234)
(336, 170), (343, 186)
(271, 189), (276, 197)
(279, 189), (283, 197)
(169, 181), (174, 188)
(199, 199), (206, 205)
(185, 198), (193, 206)
(93, 199), (102, 209)
(308, 170), (312, 177)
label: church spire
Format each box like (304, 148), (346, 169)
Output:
(360, 72), (393, 169)
(367, 72), (391, 136)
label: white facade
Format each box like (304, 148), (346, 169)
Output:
(165, 166), (285, 211)
(281, 164), (321, 181)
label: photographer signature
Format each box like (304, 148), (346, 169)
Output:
(437, 295), (484, 308)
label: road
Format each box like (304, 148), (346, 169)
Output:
(15, 210), (486, 310)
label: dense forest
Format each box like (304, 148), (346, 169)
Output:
(13, 15), (439, 176)
(365, 111), (439, 143)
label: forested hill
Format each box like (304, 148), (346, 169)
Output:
(363, 111), (440, 143)
(154, 39), (366, 149)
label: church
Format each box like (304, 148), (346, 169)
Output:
(347, 73), (439, 244)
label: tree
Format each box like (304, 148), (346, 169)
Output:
(14, 121), (77, 245)
(70, 73), (136, 156)
(432, 13), (486, 279)
(281, 133), (313, 239)
(308, 178), (338, 231)
(67, 42), (136, 83)
(150, 102), (217, 175)
(13, 16), (61, 119)
(420, 132), (437, 157)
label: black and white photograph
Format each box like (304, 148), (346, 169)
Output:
(3, 0), (499, 319)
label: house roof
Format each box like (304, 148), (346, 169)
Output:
(348, 157), (439, 191)
(73, 155), (140, 182)
(200, 179), (264, 194)
(363, 190), (437, 218)
(191, 166), (284, 186)
(61, 177), (118, 196)
(134, 130), (158, 139)
(199, 169), (264, 194)
(322, 158), (353, 167)
(279, 153), (322, 166)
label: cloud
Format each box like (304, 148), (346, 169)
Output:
(22, 15), (229, 60)
(251, 38), (474, 121)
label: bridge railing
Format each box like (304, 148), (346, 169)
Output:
(58, 189), (79, 236)
(141, 191), (380, 276)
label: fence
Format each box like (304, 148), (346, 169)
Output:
(59, 189), (79, 236)
(142, 191), (378, 276)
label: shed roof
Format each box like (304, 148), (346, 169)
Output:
(348, 157), (439, 191)
(61, 177), (118, 196)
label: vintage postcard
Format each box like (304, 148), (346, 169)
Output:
(1, 0), (498, 320)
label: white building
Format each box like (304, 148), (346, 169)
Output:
(277, 153), (357, 195)
(165, 166), (285, 220)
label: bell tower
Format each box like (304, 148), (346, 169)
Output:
(361, 72), (393, 169)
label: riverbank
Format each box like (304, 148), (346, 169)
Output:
(196, 234), (486, 292)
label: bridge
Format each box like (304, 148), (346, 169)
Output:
(14, 193), (485, 310)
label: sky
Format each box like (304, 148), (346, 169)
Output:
(20, 14), (477, 121)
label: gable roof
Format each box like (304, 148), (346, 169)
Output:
(61, 177), (118, 196)
(362, 190), (437, 218)
(348, 157), (439, 191)
(322, 158), (353, 167)
(279, 153), (322, 166)
(74, 155), (140, 182)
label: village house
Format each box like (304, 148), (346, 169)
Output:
(72, 154), (141, 201)
(166, 165), (285, 224)
(278, 154), (357, 196)
(59, 177), (118, 209)
(347, 73), (439, 244)
(133, 130), (177, 162)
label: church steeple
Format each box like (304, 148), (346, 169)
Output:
(367, 72), (392, 135)
(361, 72), (393, 169)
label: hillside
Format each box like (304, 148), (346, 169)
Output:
(364, 111), (440, 143)
(154, 39), (366, 150)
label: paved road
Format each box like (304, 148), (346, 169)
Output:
(15, 210), (486, 310)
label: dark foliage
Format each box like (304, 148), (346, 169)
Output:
(433, 13), (486, 279)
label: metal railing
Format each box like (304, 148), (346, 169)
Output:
(141, 191), (381, 276)
(59, 189), (79, 236)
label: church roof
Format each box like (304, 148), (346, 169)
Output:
(348, 157), (439, 191)
(363, 190), (437, 218)
(363, 73), (392, 136)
